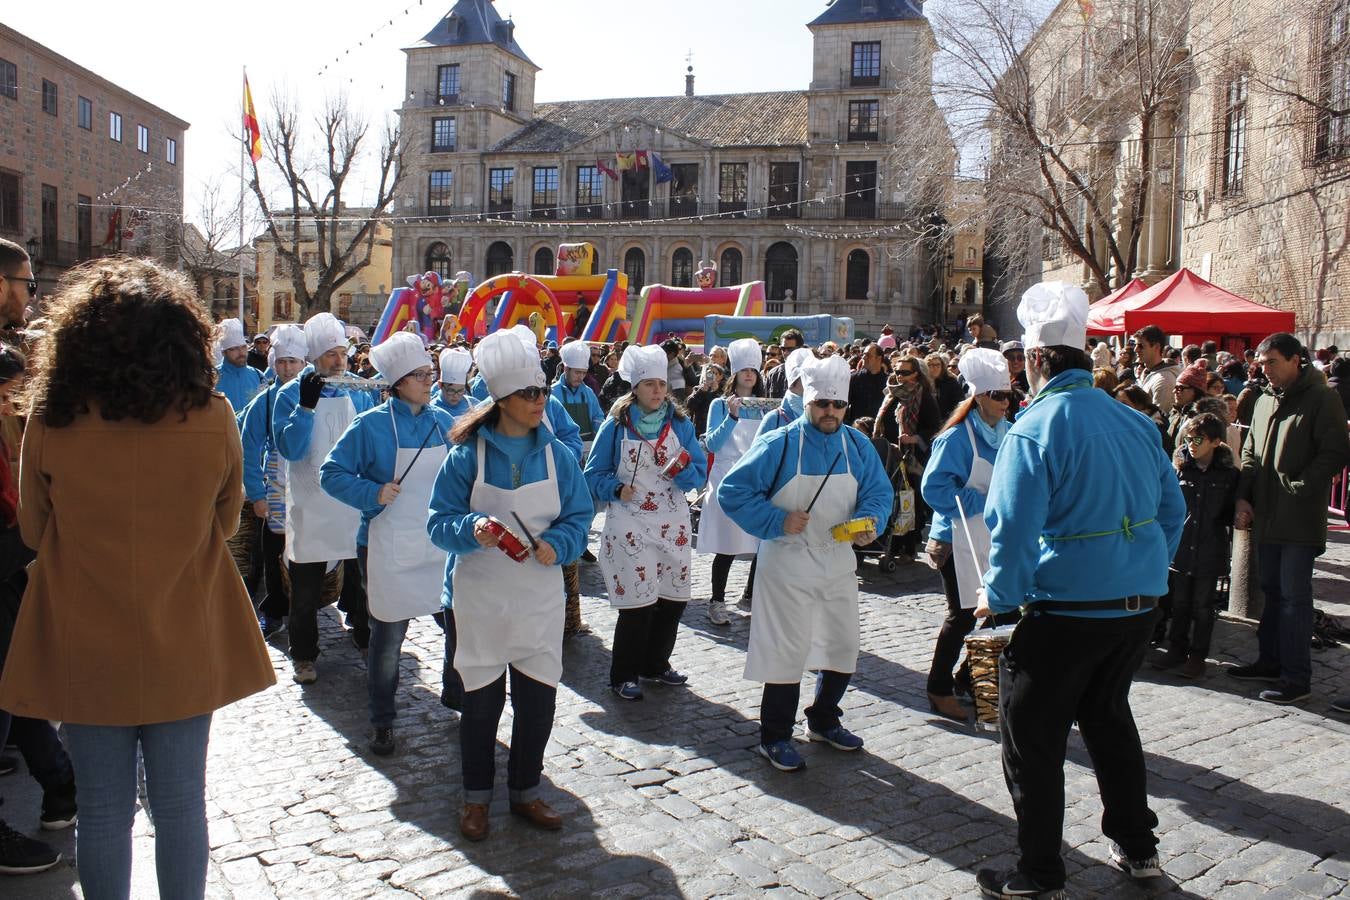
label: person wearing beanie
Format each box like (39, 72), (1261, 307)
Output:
(272, 313), (378, 684)
(427, 328), (594, 841)
(1167, 361), (1209, 450)
(583, 345), (708, 702)
(320, 333), (456, 757)
(238, 325), (308, 636)
(216, 318), (265, 417)
(974, 282), (1185, 898)
(717, 354), (893, 773)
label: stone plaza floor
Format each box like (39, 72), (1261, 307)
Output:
(7, 521), (1350, 898)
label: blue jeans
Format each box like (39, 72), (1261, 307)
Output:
(63, 714), (213, 900)
(1256, 542), (1318, 690)
(368, 617), (410, 728)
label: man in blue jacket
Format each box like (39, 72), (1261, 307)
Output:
(719, 354), (893, 773)
(974, 283), (1185, 899)
(216, 317), (264, 416)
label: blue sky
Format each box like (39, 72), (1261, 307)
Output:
(6, 0), (845, 226)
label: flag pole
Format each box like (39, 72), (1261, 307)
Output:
(238, 67), (247, 324)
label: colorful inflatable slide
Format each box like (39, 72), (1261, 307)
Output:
(629, 281), (766, 347)
(457, 268), (629, 344)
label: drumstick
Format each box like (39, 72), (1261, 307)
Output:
(395, 423), (439, 485)
(805, 450), (844, 513)
(510, 511), (539, 550)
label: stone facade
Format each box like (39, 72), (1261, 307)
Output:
(391, 0), (950, 338)
(253, 210), (393, 331)
(0, 22), (187, 300)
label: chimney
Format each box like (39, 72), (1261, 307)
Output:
(685, 65), (695, 97)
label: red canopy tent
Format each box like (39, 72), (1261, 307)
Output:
(1120, 269), (1294, 352)
(1086, 278), (1151, 336)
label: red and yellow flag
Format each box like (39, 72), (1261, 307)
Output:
(243, 74), (262, 163)
(1077, 0), (1096, 20)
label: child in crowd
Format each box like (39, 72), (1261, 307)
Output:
(1151, 413), (1238, 678)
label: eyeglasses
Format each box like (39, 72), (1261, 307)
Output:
(441, 385), (466, 396)
(811, 399), (848, 410)
(404, 369), (437, 383)
(511, 385), (551, 401)
(986, 390), (1016, 402)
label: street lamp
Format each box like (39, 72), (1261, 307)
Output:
(25, 237), (42, 274)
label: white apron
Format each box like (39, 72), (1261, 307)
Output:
(697, 404), (762, 557)
(954, 419), (995, 610)
(366, 412), (450, 623)
(600, 423), (692, 610)
(451, 438), (564, 692)
(285, 394), (361, 563)
(745, 431), (860, 683)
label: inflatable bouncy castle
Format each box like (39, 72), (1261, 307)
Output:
(629, 259), (767, 348)
(371, 271), (461, 344)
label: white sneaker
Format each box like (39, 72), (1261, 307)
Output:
(292, 661), (317, 685)
(1109, 843), (1162, 879)
(708, 601), (730, 626)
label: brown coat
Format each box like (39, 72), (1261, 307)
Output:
(0, 395), (275, 725)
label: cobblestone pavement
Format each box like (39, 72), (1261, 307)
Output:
(8, 520), (1350, 898)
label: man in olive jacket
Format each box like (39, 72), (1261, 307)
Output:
(1230, 333), (1350, 704)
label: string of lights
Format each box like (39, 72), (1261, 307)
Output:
(315, 0), (430, 78)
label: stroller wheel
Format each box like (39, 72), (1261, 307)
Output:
(879, 558), (898, 574)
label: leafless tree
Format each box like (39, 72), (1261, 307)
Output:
(247, 93), (404, 322)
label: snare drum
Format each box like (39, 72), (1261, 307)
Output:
(482, 517), (530, 562)
(831, 516), (876, 543)
(963, 624), (1016, 731)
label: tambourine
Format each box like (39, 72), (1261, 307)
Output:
(661, 449), (692, 480)
(482, 517), (530, 562)
(831, 516), (876, 543)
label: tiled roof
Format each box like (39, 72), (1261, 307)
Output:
(408, 0), (535, 67)
(808, 0), (926, 26)
(489, 91), (809, 153)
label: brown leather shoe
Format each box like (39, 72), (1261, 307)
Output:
(509, 798), (563, 830)
(928, 692), (971, 723)
(459, 803), (489, 842)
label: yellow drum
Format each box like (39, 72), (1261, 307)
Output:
(831, 517), (876, 543)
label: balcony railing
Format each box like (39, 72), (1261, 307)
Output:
(35, 240), (116, 269)
(426, 199), (910, 223)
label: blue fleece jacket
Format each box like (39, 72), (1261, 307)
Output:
(217, 360), (264, 417)
(755, 393), (804, 439)
(717, 418), (892, 541)
(468, 374), (489, 402)
(921, 418), (1001, 544)
(319, 397), (456, 547)
(273, 365), (377, 461)
(583, 408), (708, 502)
(431, 391), (474, 420)
(552, 379), (605, 438)
(239, 380), (282, 502)
(703, 396), (769, 453)
(982, 369), (1186, 618)
(427, 424), (593, 608)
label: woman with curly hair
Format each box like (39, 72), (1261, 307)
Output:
(0, 257), (274, 899)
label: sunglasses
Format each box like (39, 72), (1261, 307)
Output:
(1005, 354), (1025, 362)
(1, 274), (37, 298)
(811, 399), (848, 410)
(512, 385), (551, 401)
(897, 368), (917, 377)
(985, 390), (1016, 402)
(1184, 434), (1209, 446)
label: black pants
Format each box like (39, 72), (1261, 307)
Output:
(460, 666), (556, 803)
(339, 557), (370, 649)
(928, 554), (1018, 695)
(257, 525), (290, 620)
(1000, 611), (1159, 889)
(287, 557), (369, 662)
(442, 613), (464, 711)
(1167, 571), (1218, 656)
(760, 670), (851, 744)
(0, 574), (74, 792)
(710, 554), (757, 604)
(609, 599), (685, 686)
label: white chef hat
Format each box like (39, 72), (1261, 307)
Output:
(1018, 281), (1090, 350)
(560, 340), (591, 371)
(305, 312), (347, 361)
(217, 318), (247, 351)
(727, 338), (762, 374)
(438, 347), (472, 385)
(476, 328), (545, 400)
(370, 332), (430, 385)
(801, 354), (851, 404)
(618, 344), (669, 386)
(958, 347), (1011, 396)
(510, 323), (540, 351)
(784, 347), (814, 390)
(270, 324), (307, 363)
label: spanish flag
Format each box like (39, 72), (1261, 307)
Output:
(243, 73), (262, 164)
(1077, 0), (1096, 20)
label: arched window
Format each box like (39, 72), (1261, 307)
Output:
(485, 241), (514, 278)
(965, 246), (978, 264)
(671, 248), (693, 287)
(964, 277), (978, 305)
(845, 249), (870, 300)
(719, 248), (743, 286)
(624, 247), (646, 294)
(764, 242), (797, 313)
(425, 242), (452, 279)
(533, 247), (555, 276)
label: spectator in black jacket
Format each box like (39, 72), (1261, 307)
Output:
(926, 353), (964, 420)
(1327, 356), (1350, 414)
(763, 329), (805, 399)
(845, 343), (889, 425)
